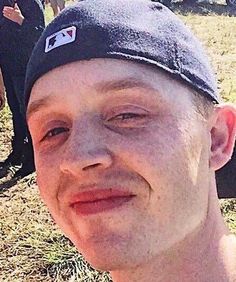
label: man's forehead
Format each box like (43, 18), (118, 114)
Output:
(28, 58), (190, 104)
(31, 58), (184, 92)
(28, 60), (197, 122)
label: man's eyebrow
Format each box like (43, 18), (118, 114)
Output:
(94, 77), (155, 94)
(26, 96), (55, 121)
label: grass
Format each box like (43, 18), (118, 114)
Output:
(0, 2), (236, 281)
(182, 14), (236, 103)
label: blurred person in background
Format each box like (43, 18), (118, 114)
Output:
(0, 0), (45, 180)
(46, 0), (65, 17)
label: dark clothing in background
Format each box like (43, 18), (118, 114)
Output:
(0, 68), (28, 155)
(0, 0), (45, 170)
(0, 0), (45, 75)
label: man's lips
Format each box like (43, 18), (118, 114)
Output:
(69, 189), (135, 215)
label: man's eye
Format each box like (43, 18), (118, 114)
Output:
(110, 113), (145, 121)
(42, 127), (69, 141)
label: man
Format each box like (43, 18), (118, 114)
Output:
(0, 0), (44, 180)
(24, 0), (236, 281)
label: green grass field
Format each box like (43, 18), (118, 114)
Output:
(0, 2), (236, 281)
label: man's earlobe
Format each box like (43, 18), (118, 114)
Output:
(210, 104), (236, 171)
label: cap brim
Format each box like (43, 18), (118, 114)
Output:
(216, 143), (236, 199)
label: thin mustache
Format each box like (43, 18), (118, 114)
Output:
(57, 169), (150, 203)
(58, 170), (145, 191)
(58, 178), (141, 203)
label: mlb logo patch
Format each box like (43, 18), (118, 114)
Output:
(45, 26), (76, 53)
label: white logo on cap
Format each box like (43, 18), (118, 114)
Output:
(45, 26), (76, 53)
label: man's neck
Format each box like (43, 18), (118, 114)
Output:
(110, 190), (236, 282)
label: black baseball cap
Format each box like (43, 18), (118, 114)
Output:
(24, 0), (235, 198)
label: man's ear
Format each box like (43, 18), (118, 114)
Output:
(210, 104), (236, 171)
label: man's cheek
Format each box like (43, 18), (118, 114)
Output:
(36, 161), (58, 202)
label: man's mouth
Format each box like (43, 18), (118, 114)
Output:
(69, 189), (135, 215)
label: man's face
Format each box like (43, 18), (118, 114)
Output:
(27, 59), (211, 270)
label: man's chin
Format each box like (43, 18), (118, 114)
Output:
(73, 239), (135, 272)
(82, 252), (130, 272)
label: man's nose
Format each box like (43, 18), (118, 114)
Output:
(59, 123), (113, 176)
